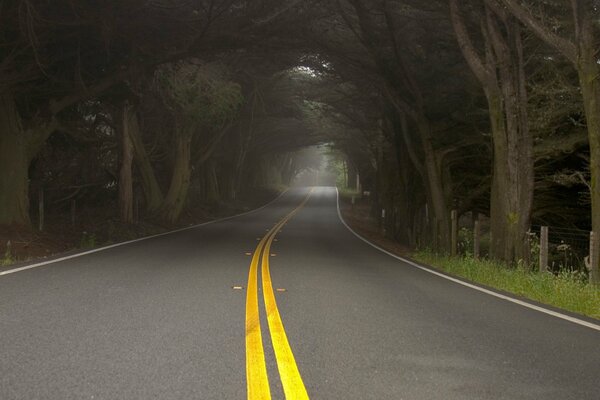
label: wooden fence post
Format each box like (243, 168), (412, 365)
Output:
(539, 226), (549, 273)
(38, 187), (44, 232)
(524, 229), (532, 266)
(433, 218), (440, 251)
(474, 218), (480, 260)
(588, 231), (597, 284)
(451, 210), (458, 257)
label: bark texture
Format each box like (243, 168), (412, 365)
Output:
(160, 127), (192, 224)
(578, 46), (600, 284)
(450, 0), (534, 263)
(499, 0), (599, 280)
(128, 107), (164, 212)
(119, 103), (135, 223)
(0, 93), (30, 226)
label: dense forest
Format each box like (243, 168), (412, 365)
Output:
(0, 1), (598, 283)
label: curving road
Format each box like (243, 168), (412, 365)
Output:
(1, 187), (599, 399)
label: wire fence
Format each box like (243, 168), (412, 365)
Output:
(531, 225), (590, 273)
(454, 213), (592, 274)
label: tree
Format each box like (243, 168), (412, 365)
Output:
(154, 62), (242, 223)
(450, 0), (534, 263)
(496, 0), (599, 280)
(333, 0), (455, 249)
(0, 0), (312, 227)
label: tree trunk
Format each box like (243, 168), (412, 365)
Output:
(279, 153), (295, 186)
(390, 115), (417, 245)
(232, 125), (251, 196)
(498, 0), (600, 278)
(486, 18), (533, 263)
(128, 108), (164, 212)
(578, 50), (600, 284)
(487, 91), (533, 262)
(209, 162), (220, 203)
(451, 1), (533, 264)
(417, 118), (451, 251)
(199, 160), (220, 204)
(119, 103), (135, 223)
(160, 129), (192, 224)
(388, 106), (450, 250)
(0, 93), (30, 226)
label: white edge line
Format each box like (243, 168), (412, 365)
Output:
(0, 189), (290, 277)
(335, 188), (600, 332)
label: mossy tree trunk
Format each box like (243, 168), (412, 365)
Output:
(578, 40), (600, 284)
(197, 160), (220, 204)
(0, 94), (30, 226)
(232, 127), (251, 199)
(0, 92), (57, 227)
(417, 117), (451, 251)
(391, 111), (422, 245)
(386, 104), (452, 250)
(499, 0), (599, 281)
(160, 126), (192, 224)
(119, 103), (135, 223)
(451, 1), (534, 264)
(127, 106), (164, 213)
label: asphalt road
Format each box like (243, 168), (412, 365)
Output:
(1, 187), (599, 399)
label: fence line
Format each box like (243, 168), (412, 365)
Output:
(450, 210), (595, 279)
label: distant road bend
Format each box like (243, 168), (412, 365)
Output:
(1, 187), (599, 399)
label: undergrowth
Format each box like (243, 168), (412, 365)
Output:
(413, 250), (600, 320)
(2, 241), (16, 266)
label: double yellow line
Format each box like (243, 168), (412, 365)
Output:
(245, 189), (313, 400)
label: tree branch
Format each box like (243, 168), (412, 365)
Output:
(49, 68), (130, 115)
(449, 0), (491, 85)
(499, 0), (578, 64)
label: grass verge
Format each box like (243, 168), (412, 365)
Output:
(413, 250), (600, 320)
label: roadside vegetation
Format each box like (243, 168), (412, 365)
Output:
(1, 242), (15, 266)
(0, 186), (282, 267)
(413, 250), (600, 320)
(339, 194), (600, 320)
(1, 1), (600, 292)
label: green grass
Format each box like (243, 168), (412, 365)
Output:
(79, 231), (97, 249)
(337, 187), (361, 200)
(1, 254), (15, 266)
(1, 241), (16, 266)
(413, 250), (600, 320)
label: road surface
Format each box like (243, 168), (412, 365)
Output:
(1, 187), (599, 399)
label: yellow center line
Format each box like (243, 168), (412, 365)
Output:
(246, 235), (271, 399)
(262, 236), (307, 398)
(246, 189), (313, 400)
